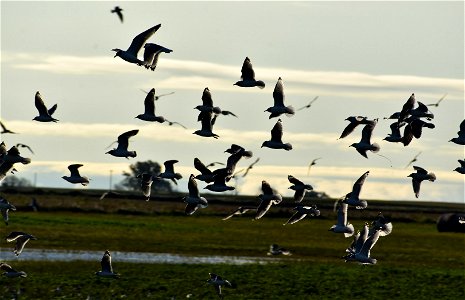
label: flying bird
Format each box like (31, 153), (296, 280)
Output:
(307, 157), (321, 175)
(267, 244), (291, 256)
(143, 43), (173, 71)
(0, 197), (16, 225)
(265, 77), (295, 119)
(342, 171), (369, 209)
(135, 88), (166, 123)
(0, 120), (16, 134)
(183, 174), (208, 215)
(233, 157), (260, 178)
(62, 164), (90, 186)
(398, 93), (416, 123)
(112, 24), (162, 67)
(136, 173), (154, 200)
(111, 6), (124, 23)
(193, 111), (219, 139)
(261, 119), (292, 150)
(15, 143), (34, 154)
(283, 205), (320, 225)
(404, 151), (422, 169)
(6, 231), (37, 256)
(344, 227), (383, 264)
(204, 169), (235, 192)
(140, 89), (175, 100)
(193, 158), (215, 183)
(329, 201), (354, 237)
(449, 119), (465, 145)
(157, 160), (183, 185)
(233, 57), (265, 88)
(0, 263), (26, 278)
(106, 129), (138, 158)
(287, 175), (313, 202)
(345, 222), (369, 255)
(383, 121), (405, 144)
(370, 212), (393, 237)
(339, 116), (373, 139)
(33, 91), (58, 122)
(195, 87), (222, 118)
(350, 119), (380, 158)
(207, 273), (234, 299)
(96, 250), (120, 278)
(297, 96), (319, 111)
(0, 145), (31, 182)
(165, 119), (187, 129)
(427, 93), (447, 107)
(255, 180), (282, 220)
(222, 206), (256, 220)
(402, 117), (435, 146)
(453, 159), (465, 174)
(407, 166), (436, 198)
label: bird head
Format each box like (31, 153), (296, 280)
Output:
(111, 49), (122, 58)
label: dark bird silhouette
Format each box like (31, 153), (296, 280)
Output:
(398, 93), (416, 123)
(143, 43), (172, 71)
(15, 143), (34, 154)
(96, 250), (120, 278)
(339, 116), (373, 139)
(193, 111), (219, 139)
(402, 117), (435, 146)
(234, 57), (265, 88)
(255, 180), (282, 220)
(6, 231), (37, 256)
(427, 93), (447, 107)
(33, 91), (58, 122)
(111, 6), (124, 23)
(140, 89), (175, 100)
(408, 166), (436, 198)
(135, 88), (165, 123)
(342, 171), (369, 209)
(105, 129), (138, 158)
(193, 157), (215, 183)
(165, 119), (187, 129)
(288, 175), (313, 202)
(307, 157), (321, 175)
(0, 120), (16, 134)
(453, 159), (465, 174)
(349, 119), (380, 158)
(265, 77), (295, 119)
(222, 206), (256, 220)
(449, 119), (465, 145)
(297, 96), (319, 111)
(383, 121), (405, 143)
(404, 151), (422, 169)
(261, 119), (292, 150)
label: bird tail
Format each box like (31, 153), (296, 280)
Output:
(242, 150), (253, 158)
(285, 106), (295, 117)
(257, 81), (266, 89)
(175, 173), (183, 180)
(284, 143), (293, 151)
(371, 143), (380, 153)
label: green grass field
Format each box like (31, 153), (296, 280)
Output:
(0, 190), (464, 299)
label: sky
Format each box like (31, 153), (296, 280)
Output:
(1, 1), (464, 203)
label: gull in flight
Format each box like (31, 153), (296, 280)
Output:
(383, 121), (405, 144)
(33, 91), (58, 122)
(265, 77), (295, 119)
(62, 164), (90, 186)
(453, 159), (465, 174)
(0, 197), (16, 225)
(136, 173), (154, 200)
(307, 157), (321, 175)
(0, 145), (31, 183)
(193, 111), (219, 139)
(183, 174), (208, 215)
(449, 119), (465, 145)
(205, 169), (235, 192)
(297, 96), (319, 111)
(96, 250), (120, 278)
(329, 200), (354, 237)
(342, 171), (369, 209)
(0, 263), (27, 278)
(233, 57), (265, 88)
(193, 158), (215, 183)
(287, 175), (313, 203)
(136, 88), (166, 123)
(222, 206), (256, 220)
(156, 160), (183, 185)
(426, 93), (447, 107)
(408, 166), (436, 198)
(404, 151), (422, 169)
(111, 6), (123, 23)
(338, 116), (373, 139)
(6, 231), (37, 256)
(0, 120), (16, 134)
(112, 24), (162, 67)
(283, 205), (320, 225)
(15, 143), (34, 154)
(255, 180), (282, 220)
(350, 119), (380, 158)
(143, 43), (172, 71)
(261, 119), (292, 151)
(106, 129), (138, 158)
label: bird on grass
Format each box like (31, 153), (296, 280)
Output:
(261, 119), (292, 151)
(112, 24), (162, 67)
(111, 6), (124, 23)
(62, 164), (90, 186)
(265, 77), (295, 119)
(183, 174), (208, 215)
(255, 180), (282, 220)
(297, 96), (319, 111)
(288, 175), (313, 203)
(222, 206), (256, 220)
(350, 119), (380, 158)
(233, 57), (265, 88)
(0, 263), (26, 278)
(426, 93), (447, 107)
(96, 250), (120, 278)
(407, 166), (436, 198)
(207, 273), (234, 299)
(156, 160), (182, 185)
(0, 120), (16, 134)
(449, 119), (465, 145)
(307, 157), (321, 175)
(106, 129), (138, 158)
(283, 205), (320, 225)
(6, 231), (37, 256)
(33, 91), (58, 122)
(342, 171), (369, 209)
(454, 159), (465, 174)
(0, 197), (16, 225)
(267, 244), (291, 256)
(329, 200), (354, 237)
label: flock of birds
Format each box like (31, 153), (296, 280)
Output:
(1, 6), (464, 299)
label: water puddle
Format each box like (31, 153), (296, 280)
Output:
(0, 248), (282, 265)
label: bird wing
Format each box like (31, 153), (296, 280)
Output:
(101, 251), (113, 273)
(194, 158), (211, 175)
(144, 88), (156, 115)
(164, 160), (178, 174)
(117, 10), (123, 23)
(200, 112), (214, 132)
(126, 24), (162, 56)
(185, 203), (199, 215)
(261, 180), (274, 195)
(337, 202), (349, 226)
(351, 171), (369, 198)
(415, 101), (429, 114)
(458, 159), (465, 168)
(5, 231), (25, 242)
(255, 199), (272, 220)
(293, 189), (305, 203)
(402, 122), (414, 146)
(339, 119), (360, 139)
(389, 122), (402, 137)
(117, 129), (139, 149)
(272, 77), (285, 107)
(68, 164), (83, 177)
(359, 229), (381, 257)
(0, 263), (15, 272)
(240, 57), (255, 80)
(201, 87), (214, 107)
(14, 235), (32, 256)
(221, 110), (238, 117)
(285, 211), (306, 225)
(35, 92), (49, 115)
(413, 166), (428, 175)
(459, 119), (465, 134)
(270, 119), (284, 143)
(188, 174), (200, 197)
(360, 121), (376, 144)
(48, 104), (58, 116)
(288, 175), (304, 185)
(411, 178), (421, 198)
(399, 93), (415, 122)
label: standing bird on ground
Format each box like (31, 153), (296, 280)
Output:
(0, 197), (16, 225)
(342, 171), (369, 209)
(350, 119), (380, 158)
(407, 166), (436, 198)
(33, 91), (58, 122)
(233, 57), (265, 88)
(183, 174), (208, 215)
(0, 263), (26, 278)
(339, 116), (373, 139)
(297, 96), (319, 111)
(143, 43), (172, 71)
(111, 6), (124, 23)
(135, 88), (166, 123)
(454, 159), (465, 174)
(157, 160), (182, 185)
(62, 164), (90, 186)
(106, 129), (138, 158)
(112, 24), (161, 67)
(207, 273), (234, 299)
(283, 205), (320, 225)
(449, 119), (465, 145)
(287, 175), (313, 203)
(96, 250), (120, 278)
(307, 157), (321, 175)
(255, 180), (282, 220)
(261, 119), (292, 151)
(0, 120), (16, 134)
(265, 77), (295, 119)
(6, 231), (37, 256)
(329, 201), (354, 237)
